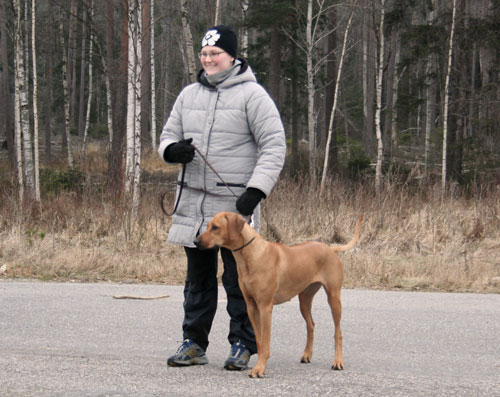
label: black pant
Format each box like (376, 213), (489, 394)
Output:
(182, 246), (256, 354)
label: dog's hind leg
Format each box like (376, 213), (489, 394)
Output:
(325, 285), (344, 370)
(299, 282), (321, 363)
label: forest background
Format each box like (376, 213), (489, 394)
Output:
(0, 0), (499, 293)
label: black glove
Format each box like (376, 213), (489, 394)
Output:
(164, 138), (195, 164)
(236, 188), (266, 216)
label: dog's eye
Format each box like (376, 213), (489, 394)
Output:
(211, 225), (219, 231)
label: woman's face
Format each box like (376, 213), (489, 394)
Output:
(200, 46), (235, 75)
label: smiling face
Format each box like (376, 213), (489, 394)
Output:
(200, 46), (235, 75)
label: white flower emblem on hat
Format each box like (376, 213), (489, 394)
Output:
(202, 29), (221, 46)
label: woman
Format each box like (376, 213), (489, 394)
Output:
(158, 25), (286, 370)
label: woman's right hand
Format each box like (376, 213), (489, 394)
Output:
(164, 138), (196, 164)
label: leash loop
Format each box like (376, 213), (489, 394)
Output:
(160, 143), (238, 217)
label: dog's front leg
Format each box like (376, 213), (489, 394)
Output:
(249, 303), (273, 378)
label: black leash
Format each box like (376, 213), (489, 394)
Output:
(160, 163), (186, 217)
(160, 144), (238, 217)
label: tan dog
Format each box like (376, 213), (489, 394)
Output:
(195, 212), (362, 378)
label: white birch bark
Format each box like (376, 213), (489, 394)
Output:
(125, 0), (142, 216)
(125, 0), (137, 196)
(13, 0), (24, 203)
(306, 0), (316, 188)
(32, 0), (40, 202)
(374, 0), (385, 195)
(320, 8), (354, 195)
(59, 16), (74, 169)
(132, 1), (142, 217)
(16, 0), (34, 198)
(240, 0), (249, 58)
(150, 0), (157, 150)
(442, 0), (457, 195)
(81, 1), (94, 161)
(180, 0), (197, 84)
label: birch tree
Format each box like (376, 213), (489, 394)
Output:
(240, 0), (249, 58)
(59, 11), (74, 169)
(13, 0), (24, 203)
(81, 1), (94, 161)
(32, 0), (40, 202)
(320, 6), (355, 195)
(306, 0), (316, 188)
(374, 0), (386, 194)
(150, 0), (157, 150)
(180, 0), (197, 84)
(362, 0), (376, 157)
(442, 0), (458, 196)
(125, 0), (143, 216)
(14, 0), (34, 200)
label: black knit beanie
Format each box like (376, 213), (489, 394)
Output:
(201, 25), (238, 58)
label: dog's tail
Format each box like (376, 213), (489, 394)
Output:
(331, 215), (363, 252)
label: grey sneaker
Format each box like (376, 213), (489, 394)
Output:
(167, 339), (208, 367)
(224, 340), (251, 371)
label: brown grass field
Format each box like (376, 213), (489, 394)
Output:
(1, 145), (499, 293)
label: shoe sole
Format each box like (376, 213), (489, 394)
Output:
(168, 357), (208, 367)
(224, 363), (247, 371)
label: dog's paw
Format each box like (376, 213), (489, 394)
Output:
(331, 361), (344, 370)
(300, 353), (312, 363)
(249, 365), (266, 378)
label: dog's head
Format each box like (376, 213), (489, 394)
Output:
(194, 212), (246, 250)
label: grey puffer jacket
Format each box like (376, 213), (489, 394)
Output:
(158, 59), (286, 247)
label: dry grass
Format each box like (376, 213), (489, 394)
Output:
(1, 148), (499, 293)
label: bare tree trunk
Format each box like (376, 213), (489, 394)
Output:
(240, 0), (249, 58)
(442, 0), (457, 196)
(320, 8), (354, 195)
(362, 0), (375, 157)
(269, 24), (281, 106)
(126, 0), (137, 196)
(424, 1), (436, 180)
(59, 11), (74, 169)
(16, 0), (34, 199)
(81, 1), (94, 161)
(214, 0), (221, 25)
(180, 0), (197, 84)
(105, 0), (114, 148)
(150, 0), (157, 150)
(32, 0), (40, 202)
(374, 0), (385, 195)
(0, 1), (15, 167)
(306, 0), (316, 188)
(13, 0), (24, 204)
(68, 0), (77, 130)
(107, 0), (128, 196)
(78, 0), (88, 138)
(141, 0), (151, 149)
(325, 5), (337, 172)
(390, 34), (401, 149)
(125, 0), (142, 217)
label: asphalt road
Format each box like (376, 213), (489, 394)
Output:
(1, 280), (499, 396)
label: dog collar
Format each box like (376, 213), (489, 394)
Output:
(232, 237), (256, 252)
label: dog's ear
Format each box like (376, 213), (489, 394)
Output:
(226, 213), (245, 242)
